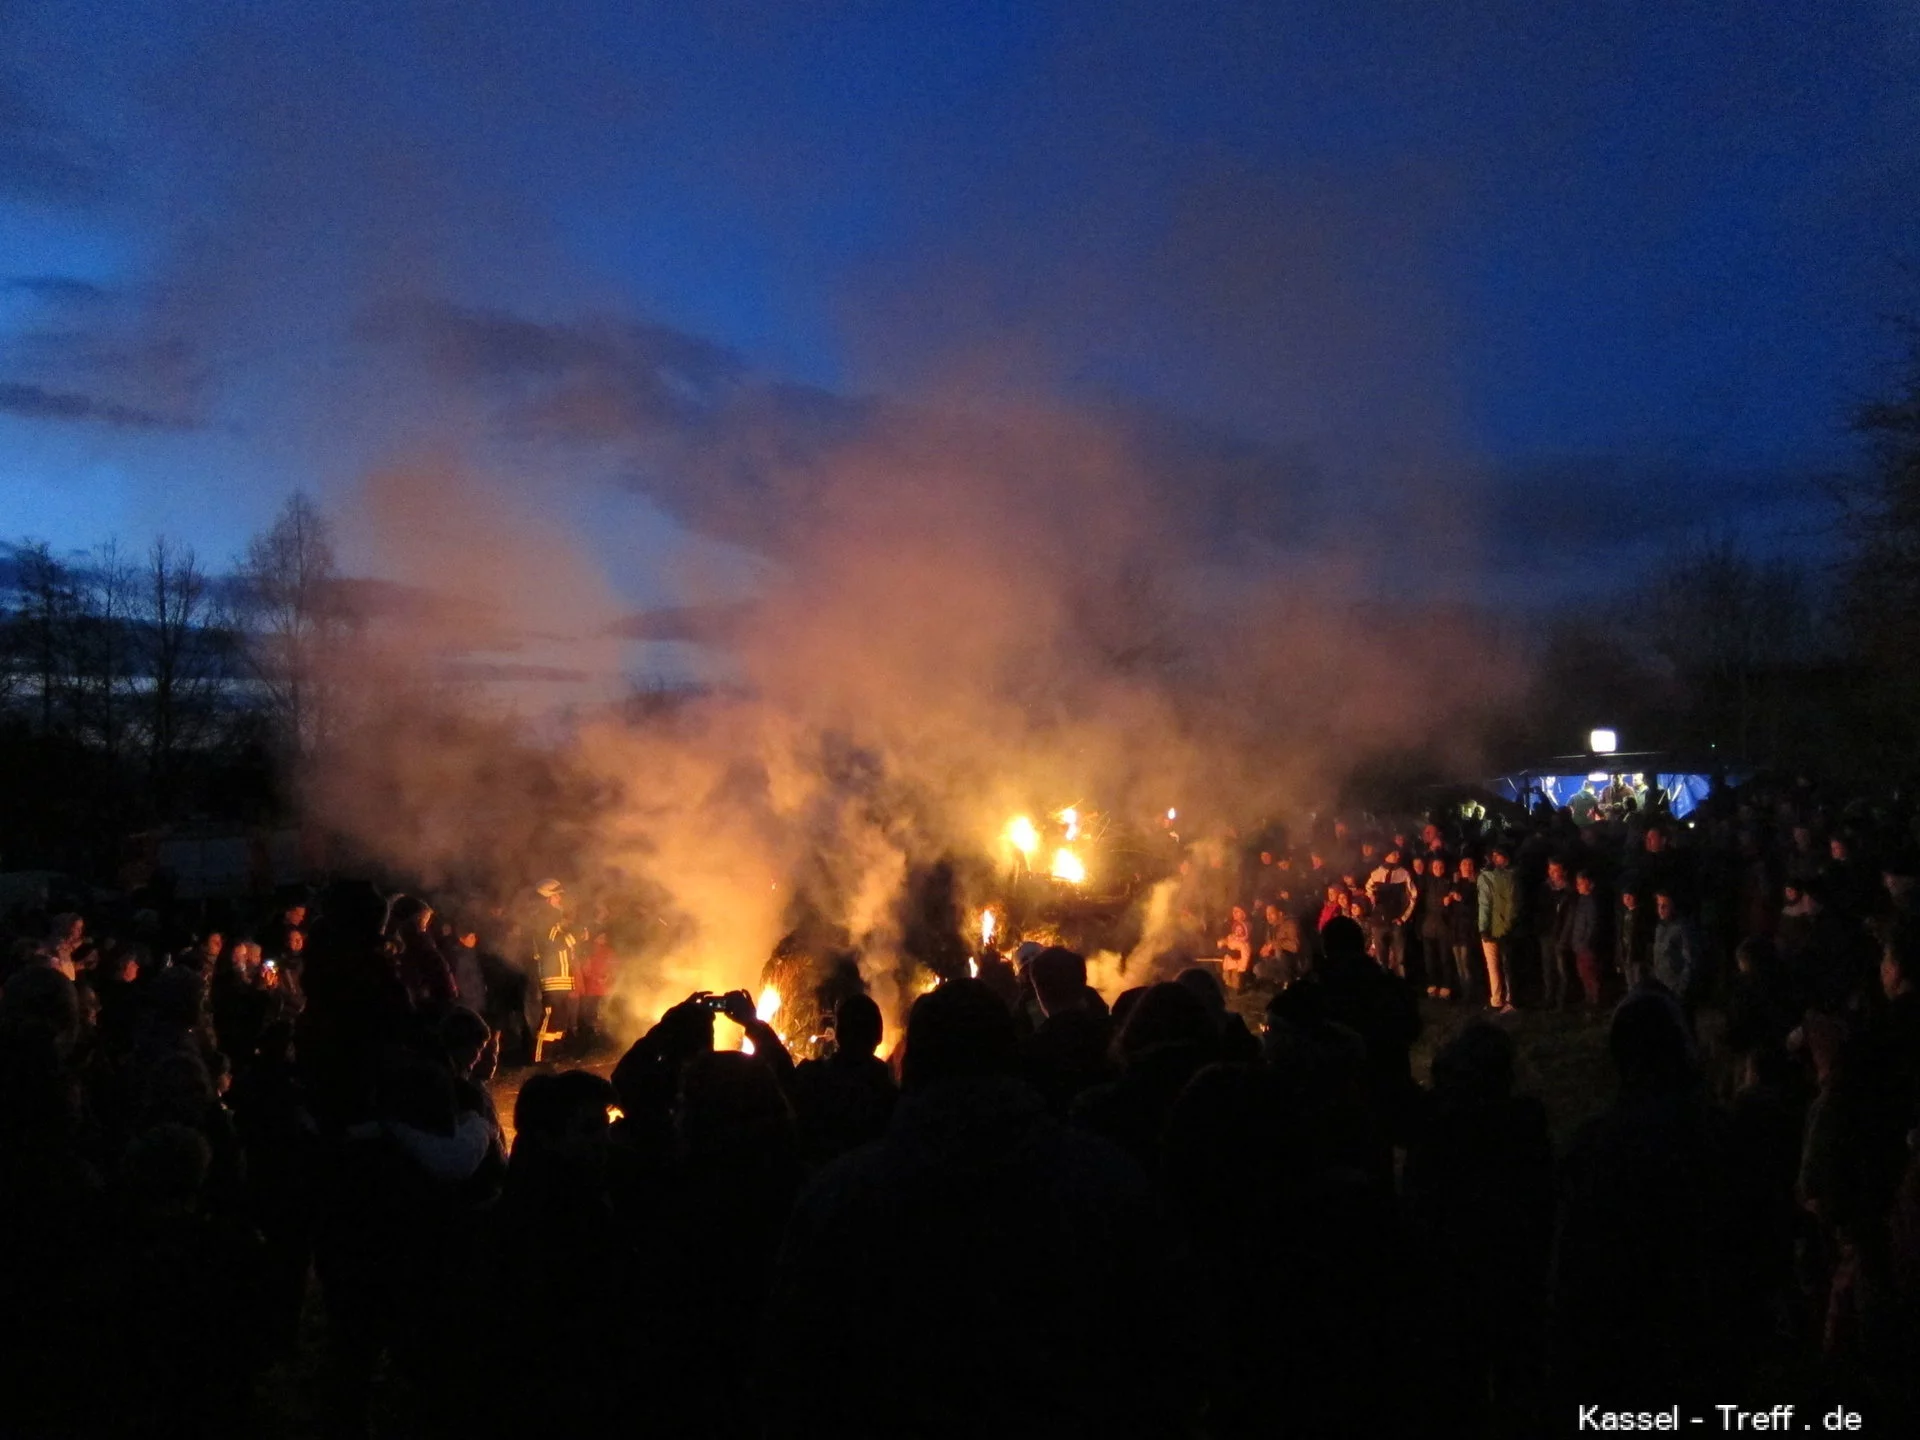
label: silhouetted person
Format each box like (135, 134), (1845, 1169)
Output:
(1552, 990), (1744, 1410)
(1020, 946), (1115, 1115)
(1173, 964), (1262, 1064)
(1070, 980), (1218, 1172)
(640, 1050), (805, 1436)
(1403, 1022), (1553, 1434)
(1305, 915), (1422, 1147)
(789, 992), (897, 1164)
(1163, 1057), (1407, 1437)
(761, 979), (1197, 1437)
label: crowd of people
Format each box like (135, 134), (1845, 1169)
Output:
(1, 778), (1919, 1435)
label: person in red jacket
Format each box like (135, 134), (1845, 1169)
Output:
(577, 927), (616, 1045)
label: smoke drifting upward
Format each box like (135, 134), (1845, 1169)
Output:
(4, 4), (1527, 1029)
(297, 368), (1521, 1035)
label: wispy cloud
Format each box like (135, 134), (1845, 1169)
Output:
(3, 275), (110, 303)
(0, 380), (192, 430)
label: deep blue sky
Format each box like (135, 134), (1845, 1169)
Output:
(3, 0), (1917, 598)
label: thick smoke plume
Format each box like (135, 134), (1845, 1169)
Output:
(300, 386), (1520, 1038)
(3, 2), (1528, 1034)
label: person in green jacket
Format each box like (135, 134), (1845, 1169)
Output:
(1477, 842), (1519, 1013)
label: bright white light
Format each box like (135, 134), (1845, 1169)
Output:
(1588, 771), (1611, 783)
(1166, 808), (1177, 820)
(1589, 728), (1618, 754)
(1050, 847), (1087, 884)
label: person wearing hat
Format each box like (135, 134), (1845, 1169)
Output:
(531, 879), (583, 1061)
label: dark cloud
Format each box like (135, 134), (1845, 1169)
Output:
(362, 299), (750, 437)
(605, 601), (756, 644)
(328, 575), (480, 626)
(0, 380), (190, 430)
(436, 661), (593, 686)
(1, 305), (212, 432)
(3, 275), (109, 302)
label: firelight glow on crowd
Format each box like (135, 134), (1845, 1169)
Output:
(7, 769), (1920, 1435)
(7, 2), (1920, 1437)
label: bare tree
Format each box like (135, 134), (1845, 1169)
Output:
(236, 493), (342, 758)
(1637, 535), (1821, 758)
(13, 541), (78, 736)
(74, 539), (137, 760)
(1839, 328), (1920, 697)
(144, 536), (220, 804)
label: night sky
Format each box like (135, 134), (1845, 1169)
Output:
(3, 0), (1917, 603)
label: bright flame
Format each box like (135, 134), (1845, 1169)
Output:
(1051, 847), (1087, 884)
(1057, 806), (1080, 841)
(1005, 815), (1039, 857)
(968, 957), (979, 979)
(755, 985), (781, 1022)
(980, 908), (997, 947)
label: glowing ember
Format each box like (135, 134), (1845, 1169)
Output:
(756, 985), (781, 1022)
(1050, 847), (1087, 884)
(1005, 815), (1039, 857)
(1057, 806), (1080, 841)
(979, 908), (997, 947)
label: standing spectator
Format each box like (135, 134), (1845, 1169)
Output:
(1417, 855), (1455, 999)
(576, 928), (616, 1045)
(1736, 831), (1778, 943)
(1784, 823), (1823, 891)
(1822, 833), (1876, 923)
(1477, 844), (1519, 1014)
(761, 980), (1196, 1437)
(789, 994), (897, 1165)
(1776, 880), (1815, 963)
(1020, 947), (1115, 1115)
(443, 925), (489, 1016)
(1552, 991), (1745, 1412)
(1365, 846), (1416, 980)
(1216, 905), (1253, 992)
(1630, 824), (1689, 916)
(1404, 1022), (1554, 1433)
(1651, 890), (1701, 1011)
(1723, 937), (1800, 1059)
(1618, 888), (1652, 990)
(1569, 869), (1608, 1008)
(532, 879), (583, 1058)
(1446, 854), (1481, 1004)
(1535, 859), (1576, 1010)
